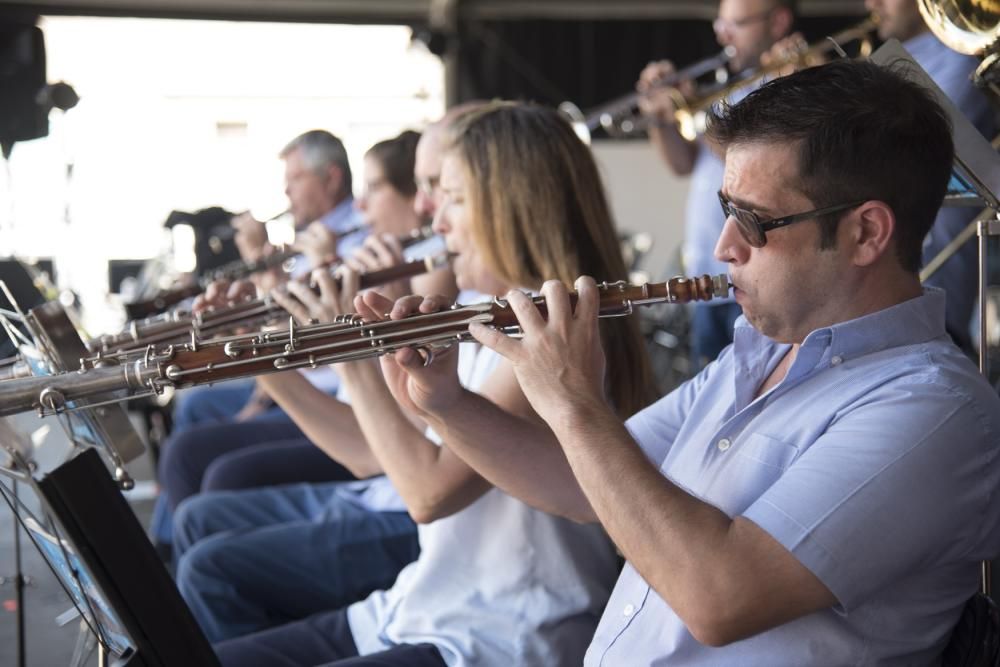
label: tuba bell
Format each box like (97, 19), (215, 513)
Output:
(917, 0), (1000, 89)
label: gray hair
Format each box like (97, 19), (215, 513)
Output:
(280, 129), (353, 195)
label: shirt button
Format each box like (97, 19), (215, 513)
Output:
(831, 355), (843, 366)
(623, 604), (635, 617)
(717, 438), (731, 451)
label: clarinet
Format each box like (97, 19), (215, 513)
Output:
(120, 224), (436, 320)
(0, 274), (729, 418)
(91, 250), (452, 354)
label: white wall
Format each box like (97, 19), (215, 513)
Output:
(592, 139), (690, 279)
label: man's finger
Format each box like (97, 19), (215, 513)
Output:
(469, 322), (521, 361)
(505, 289), (547, 334)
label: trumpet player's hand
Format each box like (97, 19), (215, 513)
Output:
(295, 220), (339, 270)
(636, 60), (696, 128)
(355, 290), (463, 418)
(192, 278), (257, 314)
(231, 211), (271, 263)
(760, 32), (812, 75)
(272, 266), (361, 327)
(469, 277), (608, 429)
(344, 233), (408, 302)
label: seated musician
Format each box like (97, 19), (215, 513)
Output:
(152, 130), (449, 555)
(371, 61), (1000, 663)
(169, 124), (463, 643)
(183, 101), (655, 666)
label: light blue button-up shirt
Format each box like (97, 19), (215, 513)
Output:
(586, 288), (1000, 665)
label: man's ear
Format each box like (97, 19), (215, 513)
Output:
(325, 163), (345, 197)
(847, 200), (895, 268)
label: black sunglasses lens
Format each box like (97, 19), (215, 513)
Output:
(733, 209), (765, 248)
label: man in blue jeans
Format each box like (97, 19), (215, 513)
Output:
(151, 129), (367, 551)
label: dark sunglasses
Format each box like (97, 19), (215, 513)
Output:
(717, 191), (864, 248)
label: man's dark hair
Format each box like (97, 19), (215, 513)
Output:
(706, 59), (954, 273)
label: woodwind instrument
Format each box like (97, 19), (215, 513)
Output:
(121, 224), (436, 320)
(91, 250), (453, 354)
(0, 274), (728, 418)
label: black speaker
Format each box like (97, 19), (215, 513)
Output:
(0, 22), (47, 156)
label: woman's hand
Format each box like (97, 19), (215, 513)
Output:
(354, 290), (464, 418)
(270, 266), (361, 326)
(191, 278), (257, 315)
(294, 221), (339, 270)
(344, 233), (409, 302)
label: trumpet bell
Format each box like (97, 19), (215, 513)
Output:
(917, 0), (1000, 56)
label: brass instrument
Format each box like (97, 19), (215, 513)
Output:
(92, 250), (453, 354)
(668, 18), (878, 140)
(559, 47), (736, 142)
(918, 0), (1000, 90)
(121, 223), (436, 320)
(0, 274), (729, 418)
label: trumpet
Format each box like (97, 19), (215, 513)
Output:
(92, 249), (453, 354)
(122, 223), (435, 320)
(559, 47), (737, 142)
(1, 275), (730, 418)
(669, 17), (878, 140)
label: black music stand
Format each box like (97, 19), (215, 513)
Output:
(0, 444), (219, 667)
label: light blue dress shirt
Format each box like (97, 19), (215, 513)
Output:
(908, 31), (996, 350)
(586, 288), (1000, 665)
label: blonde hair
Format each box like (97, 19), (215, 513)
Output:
(447, 101), (655, 416)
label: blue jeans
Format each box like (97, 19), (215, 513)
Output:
(690, 302), (742, 371)
(152, 420), (353, 546)
(215, 607), (446, 667)
(174, 482), (419, 643)
(152, 381), (303, 545)
(171, 380), (291, 432)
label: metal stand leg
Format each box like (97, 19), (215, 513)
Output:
(978, 214), (999, 597)
(0, 480), (28, 667)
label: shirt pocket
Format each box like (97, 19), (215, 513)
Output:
(707, 432), (799, 516)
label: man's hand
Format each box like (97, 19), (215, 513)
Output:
(231, 211), (271, 262)
(270, 267), (361, 327)
(760, 32), (812, 75)
(636, 60), (695, 129)
(469, 277), (608, 429)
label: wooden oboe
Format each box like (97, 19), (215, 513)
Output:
(0, 274), (728, 418)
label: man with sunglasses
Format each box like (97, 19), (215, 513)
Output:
(637, 0), (796, 371)
(403, 60), (1000, 663)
